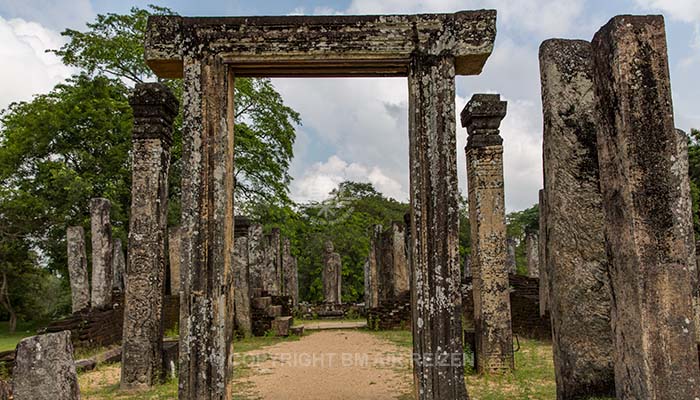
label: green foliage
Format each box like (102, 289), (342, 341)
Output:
(0, 6), (300, 325)
(689, 129), (699, 240)
(506, 204), (539, 275)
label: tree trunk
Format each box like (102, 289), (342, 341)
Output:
(0, 271), (17, 334)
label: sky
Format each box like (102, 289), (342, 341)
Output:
(1, 0), (699, 211)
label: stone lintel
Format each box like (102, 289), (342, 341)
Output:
(130, 83), (179, 144)
(461, 94), (507, 148)
(145, 11), (497, 78)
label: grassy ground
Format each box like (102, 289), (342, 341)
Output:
(79, 334), (303, 400)
(0, 322), (38, 352)
(80, 329), (613, 400)
(369, 329), (614, 400)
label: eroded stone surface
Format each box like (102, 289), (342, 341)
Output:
(121, 82), (177, 389)
(410, 55), (468, 399)
(67, 226), (89, 313)
(538, 189), (549, 317)
(13, 331), (79, 400)
(463, 93), (514, 374)
(112, 238), (126, 292)
(233, 233), (252, 337)
(322, 241), (342, 304)
(90, 198), (113, 309)
(539, 38), (615, 399)
(592, 15), (700, 399)
(525, 233), (539, 278)
(263, 229), (282, 296)
(145, 12), (497, 78)
(281, 238), (299, 306)
(247, 224), (264, 291)
(168, 226), (182, 295)
(505, 238), (517, 274)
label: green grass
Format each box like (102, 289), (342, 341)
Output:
(79, 333), (305, 399)
(0, 321), (38, 352)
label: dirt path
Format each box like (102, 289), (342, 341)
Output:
(234, 330), (413, 400)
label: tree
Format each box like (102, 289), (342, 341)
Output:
(506, 204), (539, 275)
(53, 5), (300, 207)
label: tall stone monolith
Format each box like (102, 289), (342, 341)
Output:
(540, 39), (615, 399)
(13, 331), (79, 400)
(121, 83), (177, 389)
(66, 226), (89, 313)
(168, 227), (182, 295)
(322, 240), (342, 304)
(505, 237), (517, 274)
(463, 93), (514, 373)
(112, 238), (126, 292)
(281, 238), (298, 306)
(247, 224), (264, 291)
(525, 233), (539, 278)
(233, 230), (252, 337)
(90, 198), (113, 309)
(262, 229), (281, 295)
(538, 189), (549, 317)
(592, 15), (700, 398)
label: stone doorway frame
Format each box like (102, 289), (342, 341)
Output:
(144, 11), (496, 400)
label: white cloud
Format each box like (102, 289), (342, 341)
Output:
(633, 0), (700, 23)
(0, 0), (94, 31)
(0, 17), (75, 112)
(291, 155), (406, 202)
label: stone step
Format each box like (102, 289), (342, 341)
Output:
(267, 305), (282, 318)
(272, 316), (293, 337)
(290, 325), (304, 337)
(252, 296), (272, 309)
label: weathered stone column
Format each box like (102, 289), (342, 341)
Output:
(178, 55), (236, 400)
(90, 198), (113, 309)
(121, 82), (177, 389)
(168, 227), (182, 295)
(13, 331), (79, 400)
(233, 232), (252, 337)
(322, 240), (342, 304)
(505, 237), (517, 274)
(390, 222), (409, 296)
(525, 233), (538, 278)
(592, 15), (700, 398)
(540, 39), (615, 399)
(408, 55), (468, 399)
(462, 93), (514, 374)
(281, 238), (298, 306)
(537, 189), (549, 317)
(262, 229), (281, 295)
(66, 226), (89, 313)
(112, 238), (126, 291)
(247, 224), (264, 291)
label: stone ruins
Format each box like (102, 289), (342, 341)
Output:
(540, 39), (615, 398)
(37, 9), (698, 400)
(12, 331), (80, 400)
(462, 93), (514, 373)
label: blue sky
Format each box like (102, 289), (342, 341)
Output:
(1, 0), (699, 210)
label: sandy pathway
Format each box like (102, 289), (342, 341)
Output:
(234, 330), (413, 399)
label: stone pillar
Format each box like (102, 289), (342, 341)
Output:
(168, 227), (182, 295)
(540, 39), (615, 399)
(90, 198), (113, 309)
(66, 226), (89, 313)
(390, 222), (409, 296)
(233, 234), (252, 337)
(366, 225), (381, 309)
(525, 233), (539, 278)
(112, 238), (126, 291)
(505, 237), (517, 274)
(592, 15), (700, 398)
(462, 93), (514, 373)
(537, 189), (549, 317)
(408, 55), (468, 399)
(121, 83), (177, 389)
(322, 240), (342, 304)
(13, 331), (79, 400)
(247, 224), (264, 291)
(463, 255), (472, 279)
(178, 55), (235, 399)
(262, 229), (281, 295)
(281, 238), (298, 306)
